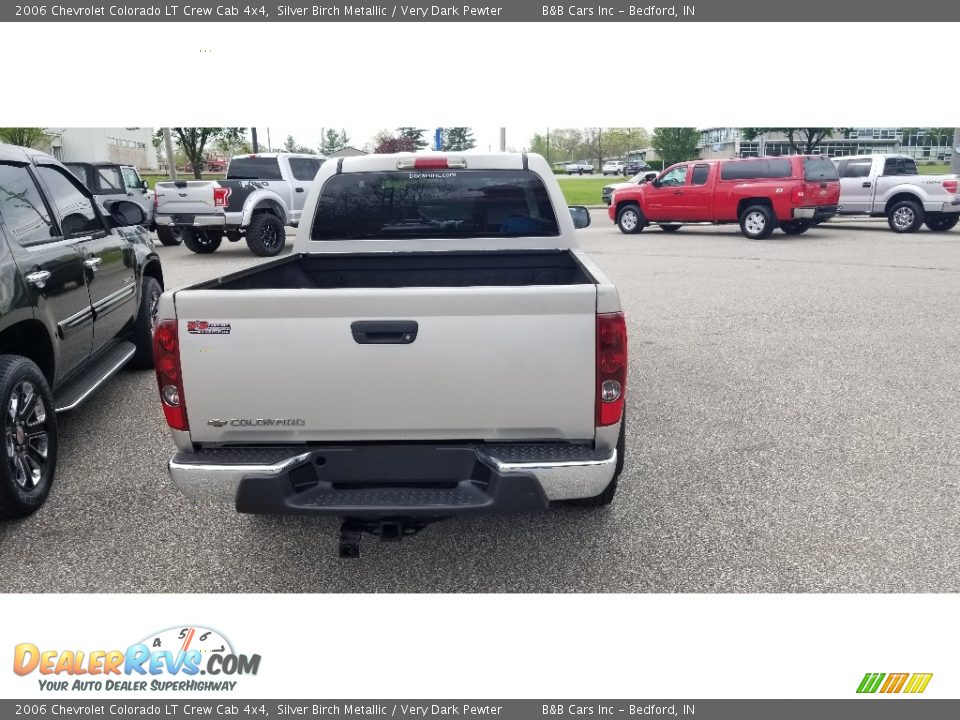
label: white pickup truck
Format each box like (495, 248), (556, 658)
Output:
(565, 160), (594, 175)
(832, 154), (960, 232)
(154, 152), (325, 256)
(152, 153), (627, 556)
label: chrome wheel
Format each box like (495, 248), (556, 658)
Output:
(745, 211), (766, 235)
(4, 381), (49, 490)
(620, 209), (639, 231)
(892, 206), (915, 231)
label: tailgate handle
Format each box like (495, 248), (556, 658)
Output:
(351, 321), (418, 345)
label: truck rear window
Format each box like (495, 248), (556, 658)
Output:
(227, 157), (283, 180)
(803, 157), (839, 181)
(310, 170), (560, 241)
(720, 159), (792, 181)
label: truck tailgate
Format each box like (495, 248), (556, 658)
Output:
(174, 285), (598, 443)
(155, 181), (221, 216)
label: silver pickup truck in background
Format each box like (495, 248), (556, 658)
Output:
(154, 152), (325, 256)
(832, 154), (959, 232)
(153, 152), (627, 557)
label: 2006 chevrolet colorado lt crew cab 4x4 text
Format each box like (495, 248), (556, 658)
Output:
(153, 152), (627, 556)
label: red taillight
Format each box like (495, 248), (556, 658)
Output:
(943, 180), (958, 194)
(596, 312), (627, 427)
(213, 186), (231, 207)
(154, 319), (189, 431)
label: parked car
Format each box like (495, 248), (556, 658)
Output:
(0, 144), (163, 519)
(602, 171), (659, 205)
(154, 152), (326, 256)
(65, 161), (154, 229)
(831, 154), (959, 232)
(624, 158), (653, 176)
(609, 155), (840, 239)
(565, 160), (594, 175)
(154, 152), (626, 557)
(602, 160), (627, 176)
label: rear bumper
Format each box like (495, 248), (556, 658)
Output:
(936, 198), (960, 213)
(155, 214), (226, 228)
(793, 205), (839, 220)
(168, 443), (618, 517)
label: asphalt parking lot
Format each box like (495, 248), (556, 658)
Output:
(2, 215), (958, 592)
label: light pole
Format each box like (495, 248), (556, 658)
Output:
(952, 128), (960, 174)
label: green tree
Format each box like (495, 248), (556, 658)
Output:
(651, 127), (701, 167)
(0, 128), (49, 149)
(441, 127), (476, 152)
(396, 127), (428, 150)
(739, 128), (845, 155)
(283, 134), (314, 154)
(166, 128), (246, 178)
(321, 129), (350, 155)
(603, 128), (649, 159)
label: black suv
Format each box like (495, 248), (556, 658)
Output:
(0, 144), (163, 519)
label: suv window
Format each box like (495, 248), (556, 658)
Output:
(883, 157), (918, 176)
(97, 166), (125, 193)
(659, 165), (688, 187)
(720, 159), (792, 181)
(288, 157), (324, 181)
(803, 157), (840, 181)
(36, 165), (105, 239)
(691, 164), (710, 186)
(0, 163), (57, 246)
(226, 157), (283, 180)
(122, 167), (142, 190)
(839, 159), (872, 179)
(311, 170), (559, 241)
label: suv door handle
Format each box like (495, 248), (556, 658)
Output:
(25, 270), (52, 289)
(295, 187), (305, 193)
(862, 181), (872, 188)
(673, 190), (683, 195)
(83, 257), (103, 271)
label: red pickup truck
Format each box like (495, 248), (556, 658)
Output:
(608, 155), (840, 239)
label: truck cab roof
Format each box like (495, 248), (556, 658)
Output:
(0, 143), (58, 165)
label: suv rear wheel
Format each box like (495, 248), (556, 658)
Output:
(0, 356), (57, 520)
(924, 213), (959, 232)
(887, 199), (924, 233)
(739, 205), (775, 239)
(183, 228), (223, 254)
(156, 226), (183, 247)
(617, 205), (644, 234)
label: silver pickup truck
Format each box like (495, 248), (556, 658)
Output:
(833, 154), (959, 232)
(154, 152), (325, 256)
(152, 152), (627, 556)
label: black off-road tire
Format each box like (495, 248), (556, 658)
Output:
(183, 228), (223, 254)
(129, 277), (162, 369)
(245, 213), (287, 257)
(780, 220), (812, 235)
(156, 226), (182, 247)
(617, 204), (645, 234)
(0, 356), (58, 520)
(924, 213), (959, 232)
(739, 204), (775, 239)
(887, 199), (924, 233)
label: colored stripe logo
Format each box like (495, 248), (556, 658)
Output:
(857, 672), (933, 694)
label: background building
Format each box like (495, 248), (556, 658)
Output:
(697, 128), (954, 162)
(43, 128), (159, 170)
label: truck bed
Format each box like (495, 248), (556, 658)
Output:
(190, 249), (594, 291)
(172, 249), (601, 445)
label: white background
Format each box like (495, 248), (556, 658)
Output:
(1, 20), (958, 700)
